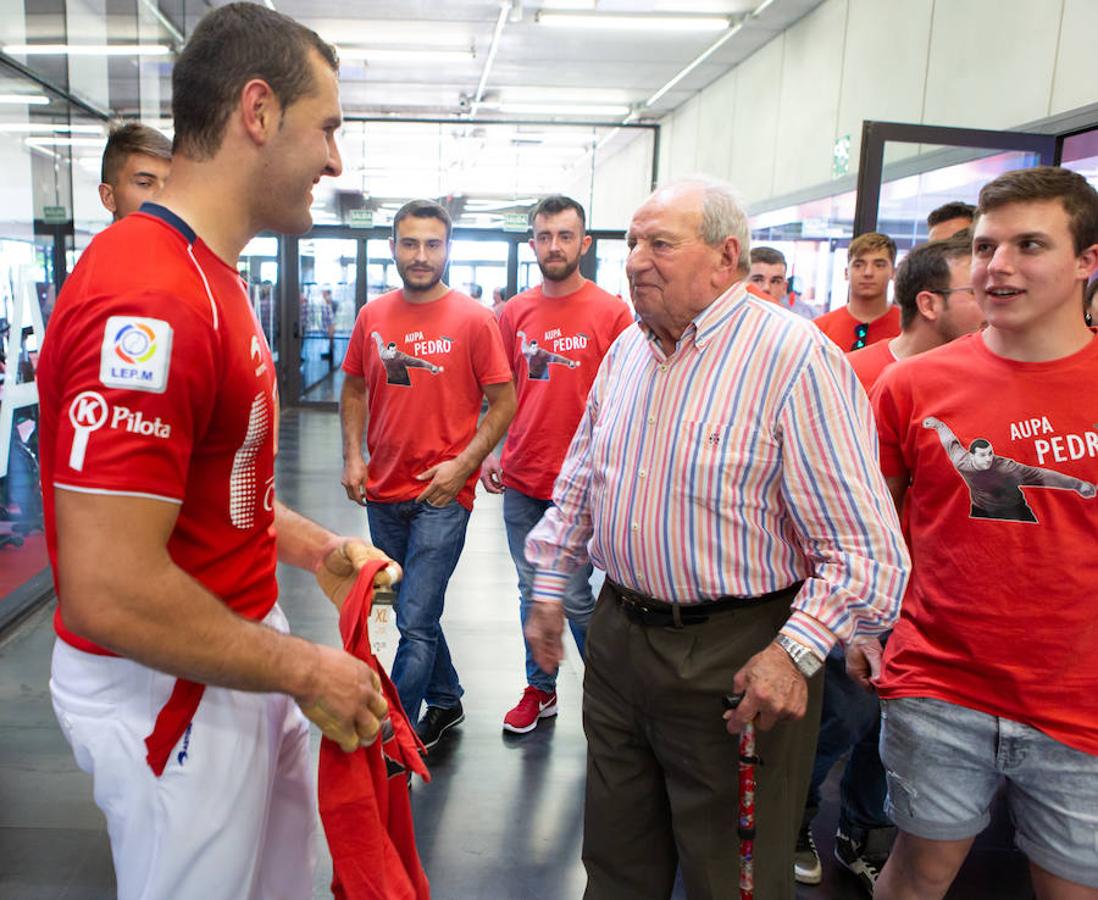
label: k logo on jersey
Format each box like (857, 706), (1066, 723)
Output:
(68, 391), (109, 471)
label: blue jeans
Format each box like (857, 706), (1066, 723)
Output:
(802, 645), (892, 841)
(503, 488), (594, 693)
(367, 500), (471, 724)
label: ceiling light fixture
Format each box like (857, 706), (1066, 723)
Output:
(0, 123), (104, 134)
(0, 93), (50, 106)
(336, 46), (475, 63)
(535, 12), (730, 32)
(469, 2), (510, 117)
(25, 136), (107, 148)
(643, 21), (743, 108)
(4, 43), (171, 56)
(496, 102), (631, 117)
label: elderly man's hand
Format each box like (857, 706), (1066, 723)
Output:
(525, 601), (565, 673)
(724, 642), (807, 734)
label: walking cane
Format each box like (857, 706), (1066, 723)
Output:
(723, 692), (759, 900)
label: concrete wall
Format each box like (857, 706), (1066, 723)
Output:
(614, 0), (1096, 217)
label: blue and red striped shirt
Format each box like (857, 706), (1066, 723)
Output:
(526, 283), (909, 659)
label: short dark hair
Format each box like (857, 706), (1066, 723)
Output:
(749, 246), (786, 267)
(970, 438), (992, 452)
(101, 122), (171, 185)
(848, 231), (897, 263)
(392, 199), (452, 242)
(894, 233), (972, 329)
(927, 201), (975, 228)
(977, 166), (1098, 255)
(529, 194), (587, 232)
(171, 2), (338, 160)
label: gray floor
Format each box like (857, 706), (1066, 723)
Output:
(0, 407), (1032, 899)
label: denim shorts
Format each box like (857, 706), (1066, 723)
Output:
(880, 696), (1098, 888)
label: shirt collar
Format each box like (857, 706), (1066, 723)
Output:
(640, 281), (747, 359)
(693, 281), (748, 350)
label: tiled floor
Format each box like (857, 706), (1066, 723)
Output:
(0, 407), (1033, 899)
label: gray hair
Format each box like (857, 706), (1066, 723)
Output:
(657, 176), (750, 256)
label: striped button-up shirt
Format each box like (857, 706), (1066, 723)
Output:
(526, 283), (909, 659)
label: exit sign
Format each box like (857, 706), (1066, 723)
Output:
(349, 209), (374, 227)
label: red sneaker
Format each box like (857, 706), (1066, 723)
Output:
(503, 686), (558, 734)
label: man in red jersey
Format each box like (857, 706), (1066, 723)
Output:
(40, 6), (393, 898)
(340, 199), (515, 750)
(479, 195), (633, 734)
(814, 232), (900, 350)
(847, 232), (983, 393)
(856, 167), (1098, 900)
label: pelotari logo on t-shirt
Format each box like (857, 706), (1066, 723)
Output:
(371, 331), (444, 386)
(99, 316), (172, 393)
(517, 329), (581, 381)
(924, 415), (1097, 523)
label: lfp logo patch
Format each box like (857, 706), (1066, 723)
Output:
(99, 316), (172, 393)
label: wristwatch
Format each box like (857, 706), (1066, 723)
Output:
(774, 635), (823, 679)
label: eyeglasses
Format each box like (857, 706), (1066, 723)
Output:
(851, 322), (869, 351)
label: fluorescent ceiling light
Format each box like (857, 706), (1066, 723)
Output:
(535, 13), (730, 32)
(540, 0), (597, 8)
(337, 46), (474, 62)
(0, 123), (104, 134)
(4, 43), (171, 56)
(644, 22), (743, 107)
(26, 136), (106, 148)
(0, 93), (49, 106)
(496, 102), (631, 117)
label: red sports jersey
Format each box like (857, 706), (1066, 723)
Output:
(873, 332), (1098, 754)
(38, 205), (279, 655)
(342, 289), (511, 510)
(814, 305), (900, 350)
(498, 280), (634, 500)
(846, 338), (897, 393)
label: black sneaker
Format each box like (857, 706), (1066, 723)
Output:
(416, 702), (465, 750)
(793, 823), (822, 885)
(833, 827), (894, 896)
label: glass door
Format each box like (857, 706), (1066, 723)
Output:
(853, 121), (1057, 240)
(298, 237), (359, 403)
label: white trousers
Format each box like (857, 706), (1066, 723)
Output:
(50, 605), (316, 900)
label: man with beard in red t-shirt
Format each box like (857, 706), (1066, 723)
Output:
(480, 195), (633, 734)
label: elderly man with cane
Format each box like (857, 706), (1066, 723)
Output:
(525, 177), (909, 900)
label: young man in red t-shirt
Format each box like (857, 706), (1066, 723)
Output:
(814, 232), (901, 350)
(847, 232), (983, 393)
(341, 200), (516, 748)
(97, 122), (171, 221)
(479, 195), (633, 734)
(853, 167), (1098, 899)
(41, 8), (395, 897)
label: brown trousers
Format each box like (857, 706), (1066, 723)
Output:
(582, 583), (823, 900)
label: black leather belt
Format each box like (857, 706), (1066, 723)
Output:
(608, 579), (802, 628)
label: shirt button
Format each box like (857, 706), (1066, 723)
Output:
(658, 364), (668, 372)
(631, 522), (639, 531)
(638, 469), (646, 478)
(647, 415), (656, 425)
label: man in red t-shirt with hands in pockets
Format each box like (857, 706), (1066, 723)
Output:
(856, 166), (1098, 900)
(480, 195), (634, 734)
